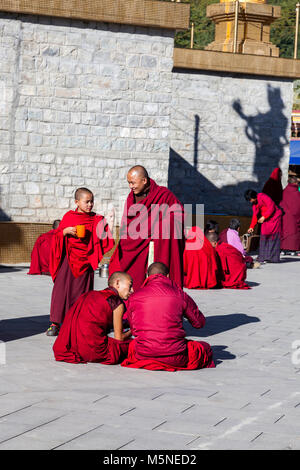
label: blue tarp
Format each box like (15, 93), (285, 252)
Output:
(290, 140), (300, 165)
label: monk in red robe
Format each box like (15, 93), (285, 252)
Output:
(121, 262), (215, 371)
(245, 189), (282, 263)
(28, 220), (61, 275)
(280, 175), (300, 253)
(262, 167), (283, 206)
(206, 232), (250, 290)
(109, 166), (185, 290)
(47, 187), (114, 336)
(53, 272), (133, 365)
(183, 226), (220, 289)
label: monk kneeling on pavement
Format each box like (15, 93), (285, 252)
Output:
(53, 272), (133, 365)
(121, 262), (215, 371)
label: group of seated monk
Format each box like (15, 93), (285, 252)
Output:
(183, 218), (258, 291)
(53, 262), (215, 371)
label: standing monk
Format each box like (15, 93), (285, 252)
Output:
(109, 166), (185, 290)
(53, 272), (133, 365)
(47, 187), (114, 336)
(244, 189), (282, 263)
(280, 175), (300, 254)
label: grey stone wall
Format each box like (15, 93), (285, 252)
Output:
(169, 70), (293, 216)
(0, 13), (294, 223)
(0, 14), (174, 223)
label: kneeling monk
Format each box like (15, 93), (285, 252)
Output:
(207, 232), (250, 290)
(121, 262), (215, 371)
(183, 226), (220, 289)
(53, 272), (133, 365)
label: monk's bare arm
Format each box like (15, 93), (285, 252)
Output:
(113, 304), (132, 341)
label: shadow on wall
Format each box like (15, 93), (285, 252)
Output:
(168, 83), (289, 216)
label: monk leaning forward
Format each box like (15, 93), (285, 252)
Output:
(121, 262), (215, 371)
(109, 166), (185, 291)
(47, 187), (114, 336)
(244, 189), (282, 263)
(53, 272), (133, 365)
(28, 219), (61, 276)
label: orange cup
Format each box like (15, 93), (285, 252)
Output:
(76, 224), (86, 238)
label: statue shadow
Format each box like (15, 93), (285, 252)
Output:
(0, 315), (49, 342)
(168, 82), (289, 216)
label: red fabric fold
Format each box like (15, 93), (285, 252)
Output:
(216, 242), (250, 289)
(109, 178), (185, 290)
(50, 210), (114, 280)
(183, 226), (220, 289)
(28, 230), (55, 275)
(121, 339), (215, 371)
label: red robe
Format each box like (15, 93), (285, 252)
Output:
(262, 167), (283, 206)
(280, 183), (300, 251)
(53, 288), (131, 364)
(183, 226), (220, 289)
(109, 178), (185, 290)
(216, 242), (250, 290)
(50, 210), (114, 281)
(28, 229), (55, 275)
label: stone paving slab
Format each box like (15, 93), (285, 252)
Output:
(0, 257), (300, 450)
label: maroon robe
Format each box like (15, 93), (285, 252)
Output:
(262, 167), (283, 206)
(109, 178), (185, 290)
(28, 230), (55, 275)
(53, 288), (131, 364)
(216, 242), (250, 289)
(280, 183), (300, 251)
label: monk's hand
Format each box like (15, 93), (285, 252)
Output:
(247, 227), (254, 234)
(258, 217), (265, 224)
(63, 226), (77, 237)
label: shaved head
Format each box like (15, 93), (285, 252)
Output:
(206, 231), (218, 244)
(108, 271), (132, 287)
(74, 187), (93, 201)
(127, 165), (149, 179)
(147, 262), (169, 277)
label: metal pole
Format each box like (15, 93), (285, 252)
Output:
(190, 22), (194, 49)
(294, 3), (300, 59)
(233, 0), (239, 54)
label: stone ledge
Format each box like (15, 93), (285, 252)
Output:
(173, 48), (300, 79)
(0, 0), (190, 30)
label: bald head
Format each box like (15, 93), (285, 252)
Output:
(127, 165), (150, 196)
(147, 262), (169, 277)
(127, 165), (149, 179)
(74, 187), (93, 201)
(206, 231), (218, 247)
(108, 271), (133, 300)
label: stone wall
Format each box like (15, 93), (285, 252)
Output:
(0, 13), (174, 223)
(0, 12), (294, 223)
(169, 70), (293, 215)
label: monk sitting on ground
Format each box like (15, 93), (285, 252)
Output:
(121, 262), (215, 371)
(183, 226), (221, 289)
(28, 219), (61, 275)
(53, 272), (133, 365)
(206, 232), (250, 290)
(221, 218), (260, 269)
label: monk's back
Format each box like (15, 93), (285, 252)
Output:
(127, 275), (187, 359)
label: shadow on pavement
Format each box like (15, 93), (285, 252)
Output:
(0, 265), (28, 273)
(0, 315), (49, 342)
(184, 313), (260, 337)
(211, 345), (236, 366)
(246, 281), (260, 287)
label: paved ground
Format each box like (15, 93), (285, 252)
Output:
(0, 255), (300, 450)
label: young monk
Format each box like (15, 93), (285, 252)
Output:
(223, 218), (259, 269)
(183, 226), (221, 289)
(47, 187), (114, 336)
(207, 232), (250, 290)
(53, 272), (133, 365)
(28, 219), (61, 275)
(121, 262), (215, 371)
